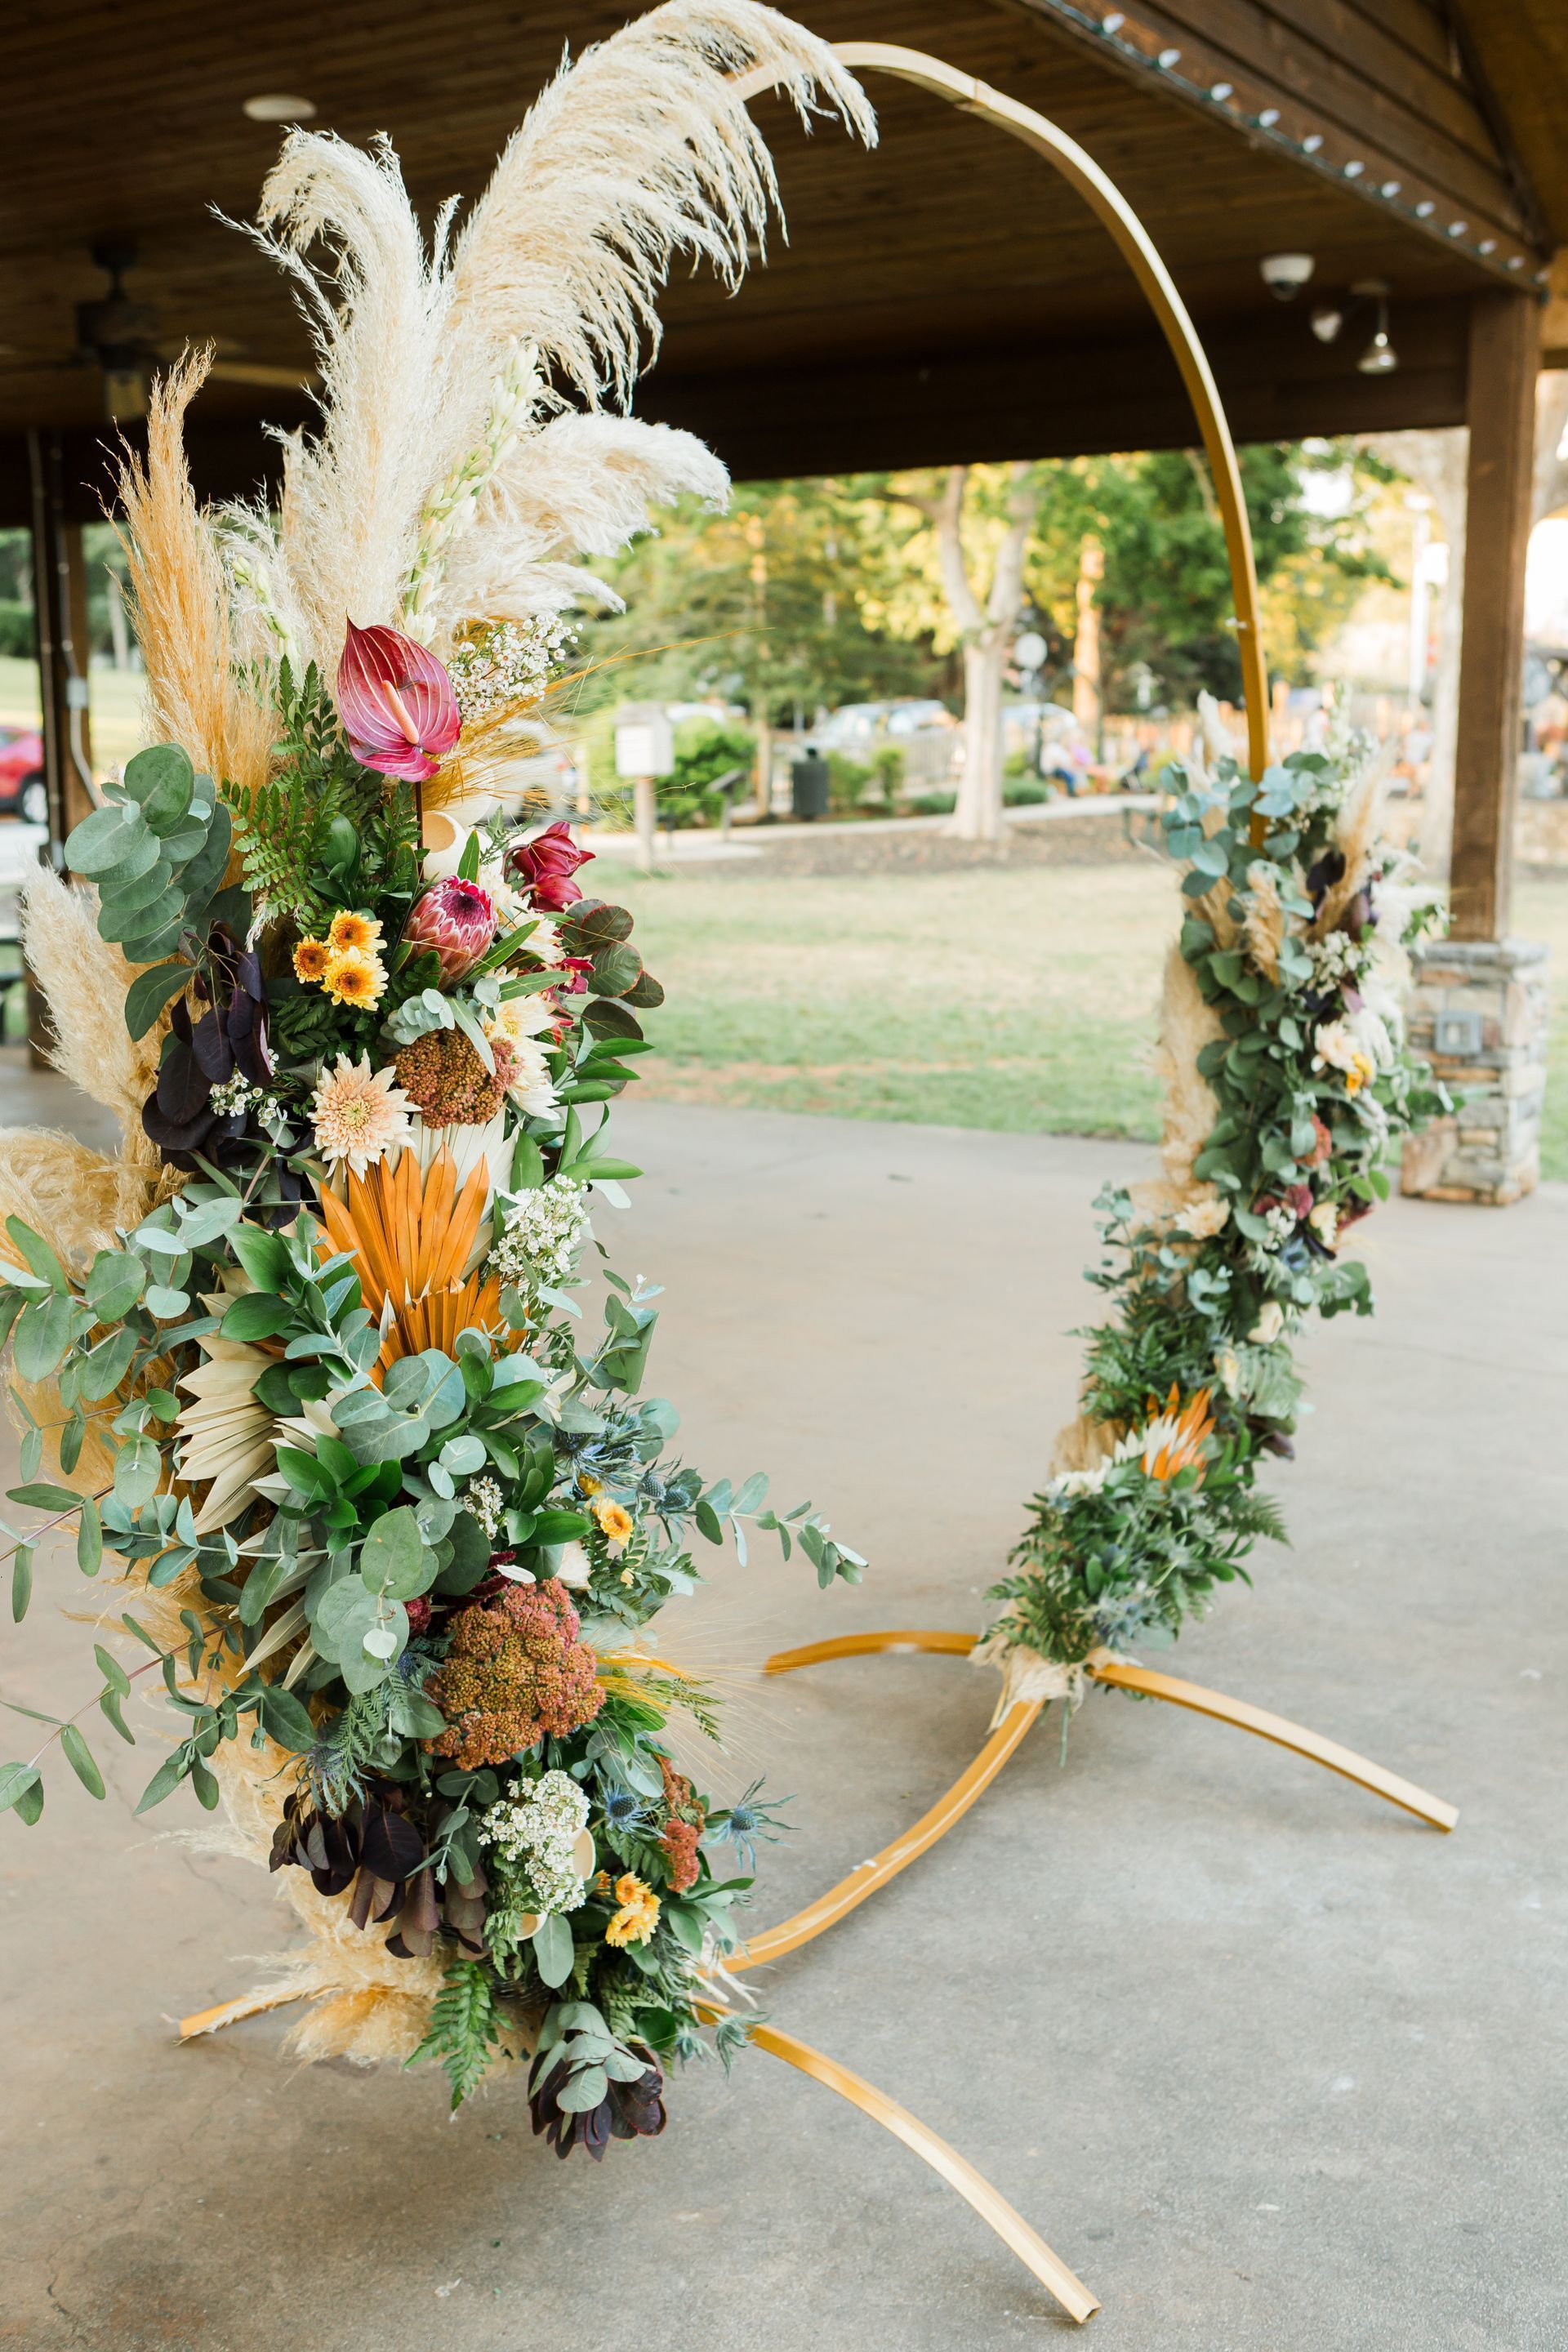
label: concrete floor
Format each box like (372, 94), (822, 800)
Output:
(0, 1073), (1565, 2351)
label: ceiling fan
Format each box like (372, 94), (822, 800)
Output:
(0, 239), (314, 420)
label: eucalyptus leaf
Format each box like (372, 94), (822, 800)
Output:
(532, 1911), (577, 1989)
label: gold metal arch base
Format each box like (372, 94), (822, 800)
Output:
(176, 1975), (1098, 2326)
(746, 1632), (1456, 1976)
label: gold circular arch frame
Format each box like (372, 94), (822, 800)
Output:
(740, 38), (1272, 786)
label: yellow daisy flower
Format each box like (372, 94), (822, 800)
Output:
(292, 938), (331, 983)
(604, 1873), (660, 1948)
(327, 909), (383, 954)
(592, 1498), (635, 1547)
(323, 946), (388, 1010)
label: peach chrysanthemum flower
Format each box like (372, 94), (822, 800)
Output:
(309, 1054), (412, 1178)
(293, 938), (331, 982)
(327, 909), (384, 955)
(323, 945), (388, 1009)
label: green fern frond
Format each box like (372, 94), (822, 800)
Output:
(409, 1958), (500, 2111)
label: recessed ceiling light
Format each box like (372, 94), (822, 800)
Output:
(243, 93), (318, 123)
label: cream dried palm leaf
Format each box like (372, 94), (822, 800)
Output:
(176, 1286), (277, 1535)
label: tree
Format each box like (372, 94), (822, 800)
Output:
(576, 474), (938, 807)
(883, 464), (1036, 842)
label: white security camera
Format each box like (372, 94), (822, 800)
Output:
(1258, 252), (1315, 301)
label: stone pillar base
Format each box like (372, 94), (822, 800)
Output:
(1401, 938), (1548, 1205)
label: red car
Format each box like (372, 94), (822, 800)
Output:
(0, 727), (47, 824)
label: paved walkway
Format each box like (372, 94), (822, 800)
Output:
(0, 1084), (1563, 2350)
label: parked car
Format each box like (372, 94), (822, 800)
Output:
(0, 727), (47, 824)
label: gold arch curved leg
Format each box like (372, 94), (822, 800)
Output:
(731, 1691), (1042, 1971)
(180, 1984), (308, 2040)
(696, 2002), (1098, 2325)
(180, 1980), (1098, 2319)
(764, 1628), (1457, 1832)
(1084, 1653), (1458, 1831)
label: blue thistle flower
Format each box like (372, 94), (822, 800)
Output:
(711, 1777), (791, 1872)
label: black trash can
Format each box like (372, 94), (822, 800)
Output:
(790, 748), (830, 821)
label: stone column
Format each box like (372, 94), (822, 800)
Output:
(1401, 938), (1549, 1205)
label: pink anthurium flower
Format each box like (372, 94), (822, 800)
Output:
(336, 621), (461, 782)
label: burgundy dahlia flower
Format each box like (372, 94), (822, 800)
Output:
(336, 621), (461, 783)
(402, 876), (499, 982)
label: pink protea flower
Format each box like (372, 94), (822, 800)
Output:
(336, 621), (461, 782)
(402, 876), (498, 982)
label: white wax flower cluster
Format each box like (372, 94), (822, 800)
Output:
(490, 1176), (592, 1290)
(446, 615), (578, 720)
(481, 1771), (591, 1915)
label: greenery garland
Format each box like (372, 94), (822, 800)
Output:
(987, 739), (1446, 1677)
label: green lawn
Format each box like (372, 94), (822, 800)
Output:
(610, 858), (1171, 1140)
(609, 858), (1568, 1179)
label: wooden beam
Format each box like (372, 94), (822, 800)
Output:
(1007, 0), (1550, 284)
(642, 296), (1472, 479)
(1450, 290), (1540, 942)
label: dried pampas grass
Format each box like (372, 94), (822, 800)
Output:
(229, 1), (872, 673)
(1241, 858), (1288, 984)
(443, 0), (875, 408)
(1151, 942), (1224, 1204)
(21, 867), (168, 1163)
(1049, 1414), (1122, 1477)
(0, 1128), (136, 1272)
(1314, 748), (1391, 935)
(114, 350), (274, 800)
(427, 411), (728, 644)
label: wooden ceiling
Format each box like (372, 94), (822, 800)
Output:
(0, 0), (1558, 514)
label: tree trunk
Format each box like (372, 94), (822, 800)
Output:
(933, 461), (1037, 844)
(754, 712), (773, 819)
(951, 637), (1007, 840)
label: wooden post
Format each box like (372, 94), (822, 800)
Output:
(1450, 293), (1539, 942)
(25, 429), (96, 1062)
(633, 774), (657, 871)
(28, 430), (96, 852)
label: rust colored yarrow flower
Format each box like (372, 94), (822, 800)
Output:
(336, 621), (461, 783)
(402, 877), (499, 983)
(428, 1579), (603, 1769)
(394, 1027), (515, 1126)
(657, 1755), (705, 1895)
(659, 1816), (701, 1894)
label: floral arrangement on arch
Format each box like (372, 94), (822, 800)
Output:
(0, 1), (873, 2142)
(979, 719), (1446, 1705)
